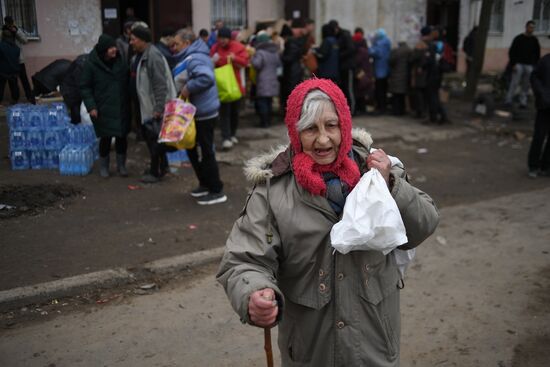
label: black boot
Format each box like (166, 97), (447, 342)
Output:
(99, 156), (110, 178)
(116, 154), (128, 177)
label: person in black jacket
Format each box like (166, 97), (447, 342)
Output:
(505, 20), (541, 108)
(0, 27), (20, 104)
(329, 20), (355, 114)
(281, 20), (306, 112)
(527, 53), (550, 178)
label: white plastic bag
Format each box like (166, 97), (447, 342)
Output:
(330, 169), (408, 255)
(80, 102), (92, 125)
(393, 248), (416, 277)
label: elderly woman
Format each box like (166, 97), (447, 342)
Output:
(81, 34), (129, 178)
(217, 78), (439, 366)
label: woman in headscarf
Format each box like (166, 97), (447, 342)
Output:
(217, 78), (439, 366)
(81, 34), (129, 178)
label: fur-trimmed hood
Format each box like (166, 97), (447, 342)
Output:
(244, 128), (373, 185)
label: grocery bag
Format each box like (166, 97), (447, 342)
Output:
(215, 61), (242, 103)
(158, 98), (196, 150)
(330, 169), (408, 255)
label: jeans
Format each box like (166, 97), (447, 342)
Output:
(219, 99), (241, 141)
(528, 108), (550, 171)
(505, 63), (534, 106)
(186, 117), (223, 193)
(255, 97), (273, 127)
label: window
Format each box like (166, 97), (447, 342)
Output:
(533, 0), (550, 33)
(211, 0), (248, 30)
(490, 0), (505, 33)
(1, 0), (39, 38)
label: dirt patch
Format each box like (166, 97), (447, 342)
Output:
(0, 184), (82, 219)
(526, 265), (550, 315)
(511, 334), (550, 367)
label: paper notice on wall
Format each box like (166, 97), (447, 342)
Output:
(293, 10), (300, 19)
(104, 8), (117, 19)
(68, 20), (80, 36)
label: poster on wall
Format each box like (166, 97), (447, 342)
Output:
(104, 8), (117, 19)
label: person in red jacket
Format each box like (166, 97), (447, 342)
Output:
(210, 27), (249, 150)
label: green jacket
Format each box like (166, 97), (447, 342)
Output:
(80, 49), (129, 137)
(217, 129), (440, 367)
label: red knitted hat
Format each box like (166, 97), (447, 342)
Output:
(285, 78), (360, 196)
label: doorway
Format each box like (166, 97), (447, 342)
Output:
(427, 0), (460, 71)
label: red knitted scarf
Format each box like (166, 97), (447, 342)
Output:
(285, 79), (360, 196)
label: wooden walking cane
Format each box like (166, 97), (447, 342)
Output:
(264, 327), (274, 367)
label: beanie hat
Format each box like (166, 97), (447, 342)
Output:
(285, 78), (360, 196)
(218, 27), (232, 39)
(131, 26), (152, 42)
(255, 33), (270, 44)
(95, 34), (116, 56)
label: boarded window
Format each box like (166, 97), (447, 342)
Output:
(211, 0), (248, 30)
(1, 0), (39, 38)
(533, 0), (550, 32)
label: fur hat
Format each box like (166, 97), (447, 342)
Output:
(285, 78), (360, 196)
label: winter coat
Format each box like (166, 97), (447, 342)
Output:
(336, 29), (356, 71)
(409, 41), (430, 89)
(0, 39), (20, 77)
(369, 35), (392, 79)
(134, 44), (177, 123)
(388, 43), (411, 95)
(217, 129), (440, 367)
(80, 49), (129, 137)
(172, 39), (220, 120)
(251, 42), (281, 97)
(354, 40), (375, 100)
(211, 39), (250, 95)
(281, 36), (306, 92)
(530, 54), (550, 110)
(61, 54), (87, 107)
(315, 36), (340, 82)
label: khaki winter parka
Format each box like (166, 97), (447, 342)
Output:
(217, 129), (440, 367)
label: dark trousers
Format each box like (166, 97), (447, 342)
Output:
(255, 97), (273, 127)
(375, 78), (388, 112)
(0, 75), (20, 103)
(219, 99), (241, 141)
(141, 123), (170, 177)
(412, 87), (426, 117)
(187, 117), (223, 193)
(18, 63), (34, 102)
(528, 109), (550, 171)
(339, 69), (355, 114)
(427, 84), (447, 122)
(391, 93), (406, 116)
(99, 136), (128, 157)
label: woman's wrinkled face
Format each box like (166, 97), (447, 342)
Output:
(299, 102), (341, 165)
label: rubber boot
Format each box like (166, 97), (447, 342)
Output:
(99, 156), (110, 178)
(116, 154), (128, 177)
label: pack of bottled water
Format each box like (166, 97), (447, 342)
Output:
(59, 124), (98, 176)
(7, 103), (98, 175)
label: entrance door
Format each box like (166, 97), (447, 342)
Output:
(285, 0), (309, 21)
(101, 0), (121, 38)
(427, 0), (460, 71)
(153, 0), (192, 37)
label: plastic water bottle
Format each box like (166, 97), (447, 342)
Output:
(28, 107), (43, 130)
(8, 106), (26, 130)
(10, 150), (29, 170)
(9, 130), (26, 152)
(30, 150), (43, 169)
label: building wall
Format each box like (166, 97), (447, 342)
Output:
(192, 0), (284, 34)
(312, 0), (426, 46)
(24, 0), (102, 79)
(458, 0), (550, 72)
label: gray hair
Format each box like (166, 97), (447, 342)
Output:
(296, 89), (336, 132)
(175, 28), (196, 42)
